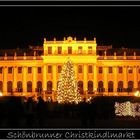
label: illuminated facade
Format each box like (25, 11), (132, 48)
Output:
(0, 36), (140, 101)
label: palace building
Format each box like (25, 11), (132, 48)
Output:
(0, 36), (140, 101)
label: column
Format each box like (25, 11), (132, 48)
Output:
(124, 66), (127, 90)
(84, 64), (87, 95)
(33, 66), (37, 92)
(104, 66), (108, 92)
(134, 66), (137, 90)
(3, 66), (7, 95)
(93, 65), (97, 92)
(114, 66), (117, 92)
(43, 65), (47, 90)
(13, 66), (17, 92)
(53, 65), (57, 90)
(23, 66), (27, 92)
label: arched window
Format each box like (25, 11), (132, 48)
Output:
(98, 81), (104, 92)
(118, 81), (123, 92)
(108, 81), (113, 92)
(78, 81), (83, 94)
(47, 81), (52, 94)
(27, 81), (32, 92)
(37, 81), (42, 92)
(88, 81), (93, 94)
(138, 81), (140, 90)
(17, 81), (22, 92)
(128, 81), (134, 92)
(0, 81), (3, 92)
(7, 81), (13, 93)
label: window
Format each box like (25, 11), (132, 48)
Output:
(48, 65), (52, 73)
(88, 81), (93, 94)
(139, 68), (140, 73)
(78, 46), (82, 54)
(118, 67), (123, 73)
(37, 81), (42, 92)
(0, 67), (2, 73)
(47, 81), (52, 94)
(128, 81), (134, 92)
(58, 66), (62, 73)
(98, 81), (104, 92)
(27, 81), (32, 92)
(118, 81), (123, 92)
(48, 47), (52, 54)
(78, 81), (83, 94)
(7, 81), (13, 92)
(88, 65), (93, 73)
(128, 67), (133, 73)
(98, 67), (102, 73)
(68, 47), (72, 54)
(8, 67), (12, 74)
(78, 65), (82, 73)
(18, 67), (22, 73)
(0, 81), (3, 91)
(88, 46), (92, 54)
(108, 81), (113, 92)
(38, 67), (42, 73)
(28, 67), (32, 73)
(108, 67), (112, 73)
(17, 81), (22, 92)
(58, 47), (62, 54)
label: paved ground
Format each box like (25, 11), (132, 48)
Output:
(33, 118), (140, 128)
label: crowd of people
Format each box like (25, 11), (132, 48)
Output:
(0, 96), (115, 128)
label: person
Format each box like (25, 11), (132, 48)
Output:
(26, 97), (35, 127)
(79, 98), (89, 127)
(36, 96), (47, 127)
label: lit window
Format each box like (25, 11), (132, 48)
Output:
(128, 67), (133, 73)
(88, 46), (92, 54)
(78, 65), (82, 73)
(58, 66), (62, 73)
(0, 67), (3, 73)
(98, 67), (102, 73)
(48, 47), (52, 54)
(38, 67), (42, 73)
(88, 65), (93, 73)
(68, 47), (72, 54)
(118, 67), (123, 73)
(109, 67), (112, 73)
(48, 65), (52, 73)
(18, 67), (22, 73)
(78, 46), (82, 54)
(8, 67), (12, 73)
(58, 47), (62, 54)
(28, 67), (32, 73)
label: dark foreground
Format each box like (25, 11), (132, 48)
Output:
(0, 96), (140, 128)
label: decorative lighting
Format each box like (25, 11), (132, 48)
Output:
(57, 59), (81, 104)
(134, 91), (140, 97)
(115, 101), (140, 117)
(87, 97), (92, 102)
(0, 91), (2, 96)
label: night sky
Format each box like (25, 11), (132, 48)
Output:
(0, 6), (140, 49)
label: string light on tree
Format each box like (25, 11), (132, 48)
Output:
(57, 58), (81, 104)
(115, 101), (140, 117)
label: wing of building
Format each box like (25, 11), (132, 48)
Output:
(0, 36), (139, 101)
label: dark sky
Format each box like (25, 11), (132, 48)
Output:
(0, 6), (140, 49)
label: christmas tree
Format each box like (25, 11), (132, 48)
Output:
(57, 59), (81, 104)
